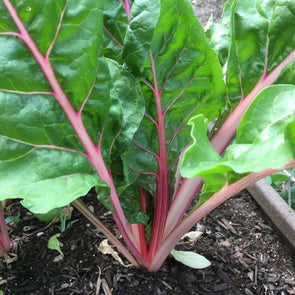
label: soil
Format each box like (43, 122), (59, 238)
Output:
(1, 1), (295, 294)
(192, 0), (226, 26)
(0, 191), (295, 295)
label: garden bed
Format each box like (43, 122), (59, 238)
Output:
(248, 180), (295, 251)
(0, 190), (294, 294)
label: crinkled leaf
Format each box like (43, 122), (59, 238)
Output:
(170, 249), (211, 269)
(0, 36), (51, 91)
(84, 58), (145, 166)
(123, 0), (225, 196)
(104, 59), (145, 157)
(0, 1), (17, 32)
(49, 0), (104, 109)
(0, 89), (107, 214)
(0, 1), (144, 215)
(221, 0), (295, 104)
(103, 0), (127, 63)
(205, 0), (233, 66)
(1, 0), (105, 106)
(14, 0), (67, 55)
(122, 0), (160, 73)
(181, 85), (295, 200)
(0, 140), (106, 213)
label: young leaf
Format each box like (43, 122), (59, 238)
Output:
(170, 249), (211, 269)
(181, 85), (295, 199)
(122, 0), (161, 73)
(205, 0), (233, 66)
(123, 0), (225, 193)
(103, 0), (128, 62)
(223, 0), (295, 104)
(48, 233), (63, 256)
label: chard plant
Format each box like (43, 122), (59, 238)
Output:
(1, 0), (295, 271)
(0, 203), (11, 256)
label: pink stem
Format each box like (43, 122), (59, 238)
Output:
(128, 187), (149, 258)
(148, 51), (170, 260)
(149, 160), (295, 271)
(3, 0), (146, 266)
(0, 203), (11, 254)
(124, 0), (131, 20)
(118, 0), (131, 21)
(164, 48), (295, 238)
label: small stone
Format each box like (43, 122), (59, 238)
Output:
(23, 225), (36, 232)
(53, 255), (63, 263)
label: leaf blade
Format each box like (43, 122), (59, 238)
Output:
(170, 249), (211, 269)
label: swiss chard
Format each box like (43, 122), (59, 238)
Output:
(0, 0), (295, 271)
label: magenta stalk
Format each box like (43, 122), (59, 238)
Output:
(3, 0), (146, 266)
(149, 160), (295, 271)
(164, 48), (295, 238)
(148, 51), (170, 259)
(0, 203), (11, 255)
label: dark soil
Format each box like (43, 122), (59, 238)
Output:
(0, 190), (295, 295)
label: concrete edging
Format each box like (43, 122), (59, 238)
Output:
(247, 179), (295, 252)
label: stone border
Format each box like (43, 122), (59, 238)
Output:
(247, 179), (295, 252)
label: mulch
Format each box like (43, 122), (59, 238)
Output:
(0, 190), (294, 295)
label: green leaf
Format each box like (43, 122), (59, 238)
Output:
(0, 1), (145, 216)
(49, 0), (104, 110)
(0, 145), (106, 213)
(170, 249), (211, 269)
(119, 187), (149, 224)
(0, 90), (107, 214)
(14, 0), (67, 55)
(0, 37), (51, 91)
(104, 59), (145, 158)
(123, 0), (225, 195)
(205, 0), (233, 66)
(181, 85), (295, 198)
(103, 0), (127, 63)
(48, 233), (63, 256)
(34, 208), (61, 222)
(5, 214), (20, 225)
(122, 0), (161, 73)
(222, 0), (295, 104)
(280, 187), (295, 210)
(267, 171), (289, 189)
(0, 1), (17, 32)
